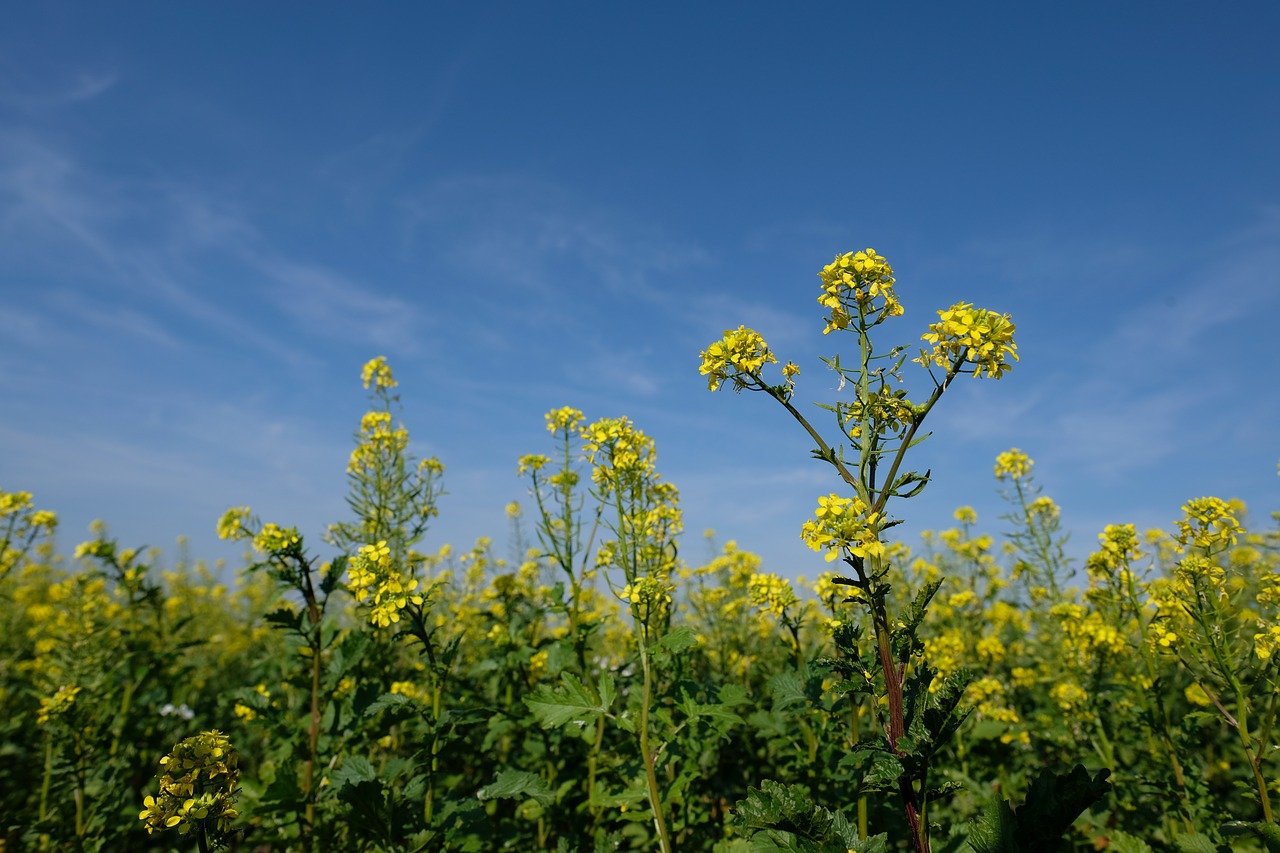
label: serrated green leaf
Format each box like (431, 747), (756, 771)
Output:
(525, 672), (609, 730)
(1171, 832), (1219, 853)
(598, 670), (616, 710)
(657, 625), (698, 655)
(732, 779), (877, 852)
(330, 754), (377, 791)
(1014, 764), (1111, 848)
(963, 797), (1018, 853)
(769, 671), (808, 710)
(362, 692), (415, 717)
(476, 769), (556, 805)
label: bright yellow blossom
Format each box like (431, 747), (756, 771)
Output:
(360, 355), (397, 390)
(699, 325), (778, 391)
(993, 449), (1033, 481)
(917, 302), (1018, 378)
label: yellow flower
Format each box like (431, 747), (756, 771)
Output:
(1254, 624), (1280, 663)
(216, 506), (252, 541)
(1176, 496), (1242, 553)
(544, 406), (585, 434)
(517, 454), (550, 476)
(37, 684), (81, 725)
(360, 355), (397, 390)
(1050, 681), (1089, 713)
(993, 449), (1033, 481)
(817, 248), (901, 332)
(140, 731), (240, 838)
(918, 302), (1019, 378)
(800, 494), (883, 562)
(1184, 683), (1214, 707)
(748, 572), (799, 618)
(698, 326), (778, 391)
(252, 523), (300, 553)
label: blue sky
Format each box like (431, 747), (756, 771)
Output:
(2, 3), (1277, 580)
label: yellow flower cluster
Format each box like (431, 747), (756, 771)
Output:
(1050, 681), (1089, 713)
(1176, 497), (1242, 553)
(390, 680), (433, 704)
(348, 410), (411, 474)
(917, 302), (1019, 378)
(799, 494), (884, 563)
(698, 325), (778, 392)
(347, 540), (426, 628)
(216, 506), (252, 541)
(747, 572), (799, 618)
(1254, 624), (1280, 663)
(517, 454), (550, 476)
(252, 523), (300, 554)
(545, 406), (585, 434)
(1085, 523), (1142, 581)
(0, 490), (35, 516)
(36, 684), (81, 725)
(582, 417), (657, 485)
(1027, 496), (1060, 521)
(139, 730), (240, 837)
(993, 449), (1033, 481)
(360, 355), (397, 390)
(620, 574), (674, 621)
(1149, 621), (1179, 651)
(817, 248), (902, 332)
(1175, 554), (1226, 595)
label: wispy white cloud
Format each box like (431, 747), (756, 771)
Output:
(0, 71), (119, 110)
(252, 256), (429, 354)
(46, 290), (182, 349)
(0, 131), (434, 365)
(402, 175), (711, 304)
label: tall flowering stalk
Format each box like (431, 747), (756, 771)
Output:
(700, 248), (1025, 852)
(1152, 498), (1278, 835)
(584, 415), (682, 853)
(335, 357), (458, 831)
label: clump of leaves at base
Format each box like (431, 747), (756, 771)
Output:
(732, 779), (888, 852)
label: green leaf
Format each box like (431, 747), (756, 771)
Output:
(1171, 833), (1220, 853)
(1014, 764), (1111, 847)
(656, 625), (698, 656)
(964, 798), (1018, 853)
(768, 671), (808, 710)
(476, 770), (556, 806)
(525, 672), (610, 730)
(862, 753), (905, 794)
(331, 755), (377, 791)
(263, 606), (303, 633)
(963, 764), (1111, 852)
(732, 779), (881, 852)
(1104, 831), (1154, 853)
(362, 692), (415, 718)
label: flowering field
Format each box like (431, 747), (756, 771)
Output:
(3, 250), (1277, 852)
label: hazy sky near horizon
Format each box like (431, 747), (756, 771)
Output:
(2, 3), (1278, 579)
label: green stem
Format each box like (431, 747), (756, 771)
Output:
(638, 632), (673, 853)
(37, 737), (52, 851)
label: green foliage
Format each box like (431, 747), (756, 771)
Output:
(4, 283), (1278, 852)
(963, 765), (1111, 853)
